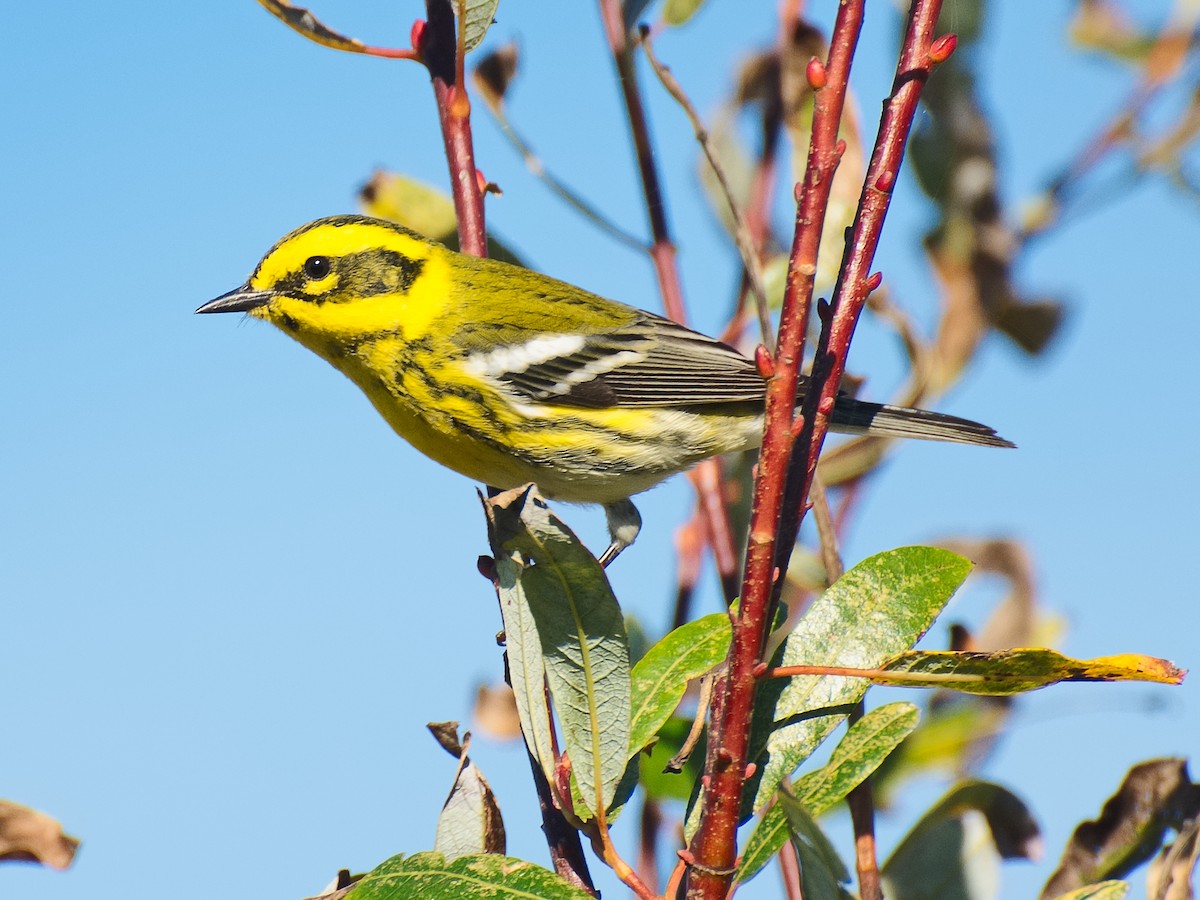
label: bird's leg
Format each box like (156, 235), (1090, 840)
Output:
(599, 499), (642, 566)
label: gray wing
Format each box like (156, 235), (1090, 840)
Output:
(493, 314), (768, 409)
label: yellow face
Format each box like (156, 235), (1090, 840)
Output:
(199, 215), (451, 344)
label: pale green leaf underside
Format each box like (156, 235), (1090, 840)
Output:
(487, 486), (631, 818)
(459, 0), (499, 52)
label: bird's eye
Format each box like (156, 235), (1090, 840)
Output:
(303, 256), (331, 279)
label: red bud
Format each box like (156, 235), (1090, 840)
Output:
(929, 33), (958, 64)
(410, 19), (426, 54)
(806, 56), (827, 90)
(754, 344), (775, 379)
(874, 169), (895, 193)
(866, 270), (884, 292)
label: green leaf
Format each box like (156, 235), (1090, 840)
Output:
(485, 486), (631, 819)
(872, 648), (1185, 695)
(458, 0), (499, 53)
(1048, 883), (1130, 900)
(736, 804), (789, 886)
(781, 797), (854, 899)
(872, 697), (1011, 808)
(748, 547), (972, 812)
(881, 810), (997, 900)
(628, 613), (730, 757)
(882, 780), (1041, 899)
(662, 0), (707, 26)
(736, 703), (918, 886)
(793, 702), (920, 816)
(638, 716), (705, 803)
(352, 852), (595, 899)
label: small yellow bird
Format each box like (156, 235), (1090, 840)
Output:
(198, 215), (1012, 562)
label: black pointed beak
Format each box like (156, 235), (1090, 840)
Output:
(196, 284), (274, 314)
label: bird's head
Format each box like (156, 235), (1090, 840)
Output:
(197, 215), (444, 343)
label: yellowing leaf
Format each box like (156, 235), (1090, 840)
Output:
(873, 648), (1184, 695)
(257, 0), (369, 53)
(360, 171), (525, 265)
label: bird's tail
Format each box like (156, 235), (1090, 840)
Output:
(829, 397), (1015, 448)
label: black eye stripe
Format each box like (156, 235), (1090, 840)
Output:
(303, 256), (331, 279)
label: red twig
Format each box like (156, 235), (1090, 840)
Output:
(683, 1), (952, 895)
(421, 0), (486, 256)
(681, 4), (864, 895)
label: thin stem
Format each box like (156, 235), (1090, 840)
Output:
(483, 108), (647, 253)
(688, 463), (739, 605)
(756, 664), (991, 685)
(597, 0), (685, 323)
(597, 820), (658, 900)
(808, 474), (843, 585)
(640, 30), (774, 350)
(595, 0), (739, 594)
(665, 858), (687, 898)
(638, 798), (663, 895)
(777, 837), (803, 900)
(671, 515), (705, 631)
(507, 667), (595, 894)
(847, 703), (881, 900)
(1018, 12), (1196, 245)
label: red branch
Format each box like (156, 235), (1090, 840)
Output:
(683, 1), (951, 896)
(422, 0), (486, 256)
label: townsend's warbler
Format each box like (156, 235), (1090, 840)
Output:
(198, 215), (1012, 562)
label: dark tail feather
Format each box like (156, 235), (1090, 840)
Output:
(829, 397), (1015, 448)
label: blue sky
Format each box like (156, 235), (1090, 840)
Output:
(3, 2), (1197, 898)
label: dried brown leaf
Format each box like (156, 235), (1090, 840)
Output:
(1147, 817), (1200, 900)
(1042, 759), (1200, 899)
(473, 43), (520, 115)
(0, 800), (79, 870)
(474, 683), (523, 742)
(302, 869), (363, 900)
